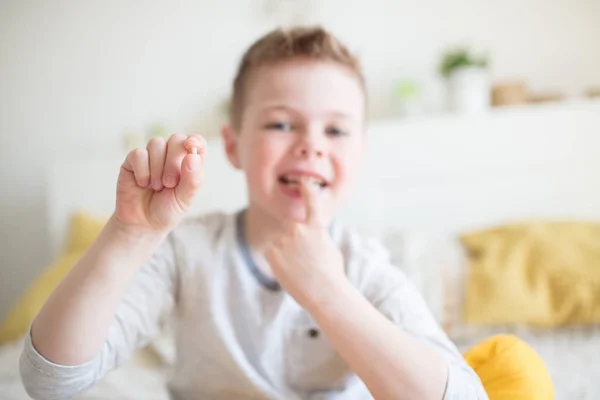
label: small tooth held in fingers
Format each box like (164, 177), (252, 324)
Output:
(191, 147), (198, 154)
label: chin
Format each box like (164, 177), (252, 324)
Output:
(275, 204), (308, 223)
(257, 191), (335, 225)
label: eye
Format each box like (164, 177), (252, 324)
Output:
(265, 122), (293, 131)
(326, 126), (347, 137)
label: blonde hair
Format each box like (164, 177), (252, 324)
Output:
(230, 26), (365, 129)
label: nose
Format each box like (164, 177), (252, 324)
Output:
(298, 147), (323, 158)
(293, 130), (326, 159)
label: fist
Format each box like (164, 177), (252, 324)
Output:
(114, 133), (207, 235)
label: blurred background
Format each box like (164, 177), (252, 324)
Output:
(1, 1), (600, 398)
(2, 0), (599, 319)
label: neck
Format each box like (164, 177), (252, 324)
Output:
(242, 205), (289, 280)
(244, 204), (288, 255)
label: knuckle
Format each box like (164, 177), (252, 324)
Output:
(165, 160), (181, 173)
(127, 148), (137, 159)
(132, 147), (147, 161)
(147, 136), (166, 149)
(189, 133), (206, 145)
(168, 133), (187, 143)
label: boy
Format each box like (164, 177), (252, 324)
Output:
(20, 27), (488, 399)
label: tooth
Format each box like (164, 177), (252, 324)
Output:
(311, 178), (322, 188)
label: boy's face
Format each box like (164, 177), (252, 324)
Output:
(223, 60), (366, 224)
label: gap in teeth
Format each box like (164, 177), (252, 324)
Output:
(280, 175), (326, 187)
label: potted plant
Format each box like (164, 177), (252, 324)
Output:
(440, 47), (490, 113)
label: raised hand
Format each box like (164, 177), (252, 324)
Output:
(115, 133), (207, 235)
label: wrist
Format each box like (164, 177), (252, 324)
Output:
(106, 214), (169, 244)
(80, 216), (168, 279)
(89, 216), (168, 267)
(302, 276), (357, 315)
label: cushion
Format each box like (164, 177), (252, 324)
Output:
(0, 212), (107, 344)
(464, 334), (554, 400)
(461, 221), (600, 326)
(383, 230), (468, 330)
(64, 211), (107, 253)
(0, 252), (83, 344)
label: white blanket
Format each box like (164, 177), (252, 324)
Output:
(3, 327), (600, 399)
(453, 325), (600, 400)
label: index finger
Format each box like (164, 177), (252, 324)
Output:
(300, 178), (324, 227)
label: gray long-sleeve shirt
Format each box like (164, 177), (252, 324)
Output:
(20, 211), (488, 400)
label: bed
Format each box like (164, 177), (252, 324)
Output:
(2, 101), (600, 399)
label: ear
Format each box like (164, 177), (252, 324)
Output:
(222, 124), (242, 169)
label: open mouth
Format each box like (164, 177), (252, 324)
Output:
(278, 174), (328, 189)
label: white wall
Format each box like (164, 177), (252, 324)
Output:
(0, 0), (599, 318)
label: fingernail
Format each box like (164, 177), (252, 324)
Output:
(165, 175), (176, 187)
(153, 180), (163, 191)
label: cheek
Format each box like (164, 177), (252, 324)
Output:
(332, 145), (364, 189)
(244, 135), (288, 185)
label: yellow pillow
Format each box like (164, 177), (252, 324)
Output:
(0, 252), (82, 343)
(464, 334), (554, 400)
(461, 221), (600, 326)
(64, 211), (107, 253)
(0, 212), (107, 344)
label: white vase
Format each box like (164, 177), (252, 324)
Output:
(447, 67), (490, 113)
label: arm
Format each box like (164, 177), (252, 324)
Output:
(265, 180), (487, 400)
(20, 221), (177, 400)
(20, 133), (206, 400)
(304, 268), (488, 400)
(305, 279), (448, 399)
(30, 217), (166, 365)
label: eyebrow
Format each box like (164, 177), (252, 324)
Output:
(260, 104), (354, 120)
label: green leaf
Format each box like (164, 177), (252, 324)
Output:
(439, 47), (488, 78)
